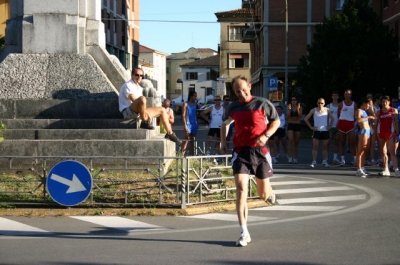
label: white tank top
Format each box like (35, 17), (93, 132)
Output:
(328, 103), (338, 128)
(279, 113), (286, 128)
(339, 101), (355, 121)
(314, 107), (329, 131)
(209, 105), (224, 128)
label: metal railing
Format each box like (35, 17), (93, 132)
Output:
(0, 152), (260, 208)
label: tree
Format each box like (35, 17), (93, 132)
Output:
(0, 35), (4, 50)
(296, 0), (399, 111)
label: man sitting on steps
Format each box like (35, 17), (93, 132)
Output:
(118, 67), (181, 144)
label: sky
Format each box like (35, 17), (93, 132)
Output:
(139, 0), (242, 55)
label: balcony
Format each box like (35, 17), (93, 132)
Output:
(241, 22), (260, 43)
(242, 0), (256, 8)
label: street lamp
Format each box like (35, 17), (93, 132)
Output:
(176, 78), (183, 104)
(201, 86), (206, 105)
(284, 0), (289, 104)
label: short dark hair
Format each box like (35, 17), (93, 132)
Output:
(131, 67), (143, 75)
(188, 91), (197, 101)
(231, 75), (248, 86)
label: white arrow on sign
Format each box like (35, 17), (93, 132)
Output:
(50, 173), (87, 193)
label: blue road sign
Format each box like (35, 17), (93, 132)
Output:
(47, 160), (93, 206)
(268, 77), (278, 91)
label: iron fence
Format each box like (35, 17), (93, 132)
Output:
(0, 153), (260, 208)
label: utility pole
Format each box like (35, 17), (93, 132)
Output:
(284, 0), (289, 104)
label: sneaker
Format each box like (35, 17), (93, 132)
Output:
(293, 158), (298, 164)
(378, 170), (391, 177)
(361, 167), (370, 175)
(395, 169), (400, 178)
(212, 158), (218, 165)
(288, 157), (293, 163)
(356, 170), (368, 178)
(236, 233), (252, 247)
(140, 121), (155, 130)
(322, 160), (330, 168)
(340, 160), (345, 167)
(310, 161), (317, 168)
(272, 157), (278, 164)
(266, 192), (276, 204)
(365, 160), (372, 166)
(350, 161), (355, 166)
(275, 154), (280, 159)
(371, 160), (378, 166)
(164, 132), (182, 144)
(332, 158), (341, 165)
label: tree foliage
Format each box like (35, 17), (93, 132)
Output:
(296, 0), (399, 111)
(0, 35), (4, 50)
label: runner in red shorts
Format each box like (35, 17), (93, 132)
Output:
(337, 89), (357, 166)
(376, 95), (399, 177)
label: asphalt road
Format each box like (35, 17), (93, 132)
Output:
(1, 116), (400, 264)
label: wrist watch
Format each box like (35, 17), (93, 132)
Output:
(265, 133), (271, 139)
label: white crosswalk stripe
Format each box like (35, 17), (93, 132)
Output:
(70, 216), (167, 233)
(0, 217), (53, 236)
(179, 213), (275, 222)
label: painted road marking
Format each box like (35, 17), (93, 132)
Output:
(277, 194), (367, 205)
(70, 216), (167, 233)
(180, 213), (274, 222)
(274, 186), (354, 194)
(251, 205), (346, 212)
(271, 180), (326, 186)
(0, 217), (53, 236)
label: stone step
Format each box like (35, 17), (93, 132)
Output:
(3, 128), (158, 140)
(0, 136), (177, 166)
(2, 119), (138, 129)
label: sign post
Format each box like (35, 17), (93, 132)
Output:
(267, 77), (278, 91)
(46, 160), (93, 206)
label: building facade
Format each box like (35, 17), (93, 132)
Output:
(242, 0), (351, 102)
(139, 44), (168, 99)
(101, 0), (139, 70)
(215, 8), (252, 100)
(166, 47), (218, 100)
(0, 0), (10, 37)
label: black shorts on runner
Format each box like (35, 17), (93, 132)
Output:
(207, 128), (221, 137)
(312, 131), (330, 140)
(231, 146), (273, 179)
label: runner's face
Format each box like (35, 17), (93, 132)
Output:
(382, 99), (390, 107)
(233, 79), (251, 102)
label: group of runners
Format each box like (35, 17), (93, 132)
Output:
(269, 90), (400, 178)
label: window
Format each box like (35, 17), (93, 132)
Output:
(229, 26), (244, 41)
(186, 72), (198, 80)
(336, 0), (345, 9)
(229, 53), (249, 68)
(206, 72), (211, 80)
(383, 0), (388, 7)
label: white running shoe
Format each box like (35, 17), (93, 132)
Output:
(236, 233), (252, 247)
(288, 157), (293, 163)
(356, 170), (368, 178)
(340, 160), (345, 167)
(310, 161), (317, 168)
(293, 158), (298, 164)
(266, 192), (276, 204)
(332, 158), (341, 165)
(322, 160), (329, 167)
(361, 167), (370, 175)
(379, 170), (391, 177)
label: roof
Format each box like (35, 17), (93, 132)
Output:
(139, 44), (168, 55)
(180, 55), (220, 67)
(215, 8), (254, 21)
